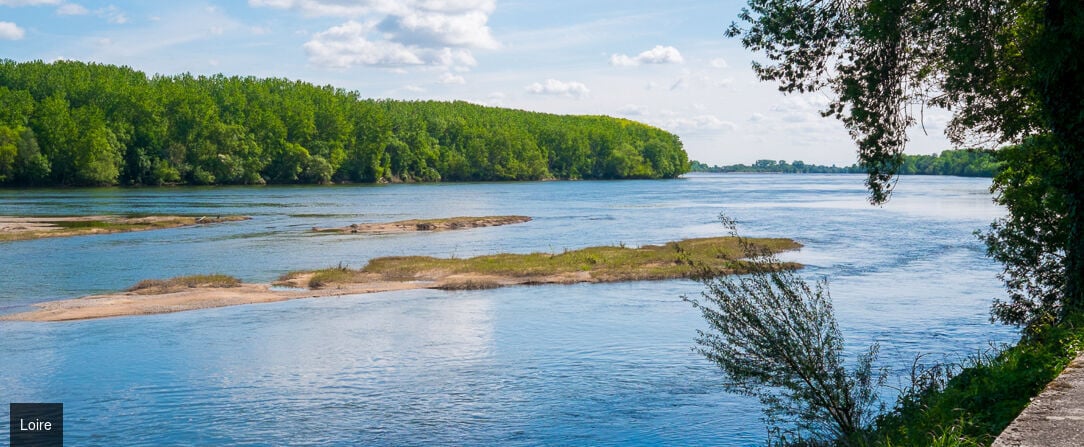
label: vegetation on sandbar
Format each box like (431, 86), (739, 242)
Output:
(0, 215), (249, 242)
(280, 237), (802, 289)
(128, 274), (241, 294)
(313, 215), (531, 234)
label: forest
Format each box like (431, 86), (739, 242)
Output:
(691, 148), (999, 176)
(0, 60), (688, 186)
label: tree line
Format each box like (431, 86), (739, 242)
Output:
(690, 149), (998, 176)
(0, 59), (688, 186)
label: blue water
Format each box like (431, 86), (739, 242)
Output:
(0, 174), (1016, 445)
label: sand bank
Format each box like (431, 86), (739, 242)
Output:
(312, 215), (531, 234)
(0, 215), (250, 242)
(1, 236), (801, 322)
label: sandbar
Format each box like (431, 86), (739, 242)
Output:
(1, 236), (801, 322)
(0, 215), (250, 242)
(312, 215), (531, 234)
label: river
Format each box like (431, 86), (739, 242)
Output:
(0, 173), (1017, 445)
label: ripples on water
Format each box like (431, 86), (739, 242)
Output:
(0, 174), (1017, 445)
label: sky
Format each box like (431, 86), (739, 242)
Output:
(0, 0), (955, 165)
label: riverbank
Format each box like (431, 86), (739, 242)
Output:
(0, 215), (250, 242)
(872, 318), (1084, 446)
(0, 236), (800, 322)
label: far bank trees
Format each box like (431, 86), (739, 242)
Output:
(0, 60), (688, 187)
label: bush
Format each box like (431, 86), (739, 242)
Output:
(686, 218), (886, 446)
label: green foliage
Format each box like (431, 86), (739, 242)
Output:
(686, 220), (885, 446)
(979, 135), (1068, 328)
(690, 150), (998, 177)
(873, 319), (1084, 446)
(725, 0), (1053, 203)
(728, 0), (1084, 316)
(127, 273), (241, 293)
(0, 59), (688, 186)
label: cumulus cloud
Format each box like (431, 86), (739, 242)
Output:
(438, 71), (465, 84)
(304, 21), (426, 67)
(709, 57), (728, 69)
(252, 0), (498, 69)
(0, 21), (25, 40)
(378, 7), (498, 49)
(525, 79), (589, 99)
(610, 45), (683, 67)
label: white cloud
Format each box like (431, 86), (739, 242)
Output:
(0, 0), (60, 5)
(618, 104), (649, 116)
(770, 95), (832, 123)
(485, 91), (505, 106)
(921, 109), (952, 132)
(438, 71), (465, 84)
(248, 0), (380, 17)
(252, 0), (498, 71)
(96, 5), (127, 24)
(304, 21), (426, 68)
(56, 3), (88, 15)
(709, 57), (728, 69)
(378, 7), (498, 49)
(402, 84), (425, 93)
(0, 21), (25, 40)
(525, 78), (589, 99)
(610, 45), (683, 67)
(304, 21), (479, 69)
(657, 114), (737, 132)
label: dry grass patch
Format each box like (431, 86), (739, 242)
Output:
(128, 274), (241, 294)
(295, 236), (801, 288)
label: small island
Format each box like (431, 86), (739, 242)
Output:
(0, 215), (251, 242)
(1, 236), (801, 322)
(312, 216), (532, 234)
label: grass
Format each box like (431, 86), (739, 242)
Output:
(287, 237), (801, 289)
(363, 236), (799, 281)
(871, 316), (1084, 446)
(307, 265), (369, 288)
(128, 274), (241, 294)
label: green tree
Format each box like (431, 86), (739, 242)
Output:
(980, 136), (1068, 328)
(728, 0), (1084, 321)
(686, 220), (885, 445)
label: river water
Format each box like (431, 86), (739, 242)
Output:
(0, 173), (1017, 445)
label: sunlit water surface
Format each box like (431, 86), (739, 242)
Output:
(0, 174), (1016, 445)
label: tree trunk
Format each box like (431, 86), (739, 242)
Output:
(1038, 0), (1084, 318)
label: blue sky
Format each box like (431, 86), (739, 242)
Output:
(0, 0), (952, 165)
